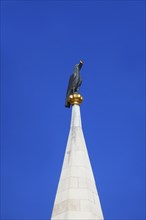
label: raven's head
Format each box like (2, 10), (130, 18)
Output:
(75, 60), (84, 70)
(78, 60), (84, 70)
(73, 60), (84, 73)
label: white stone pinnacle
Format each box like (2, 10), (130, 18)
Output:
(51, 105), (104, 220)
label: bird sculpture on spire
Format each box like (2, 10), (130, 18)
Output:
(65, 60), (83, 108)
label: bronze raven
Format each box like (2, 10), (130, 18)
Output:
(65, 60), (83, 108)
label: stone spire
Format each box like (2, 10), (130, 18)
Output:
(51, 94), (104, 220)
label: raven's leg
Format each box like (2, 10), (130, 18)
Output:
(75, 88), (78, 93)
(72, 87), (75, 94)
(74, 87), (78, 94)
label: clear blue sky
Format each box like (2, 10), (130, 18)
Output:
(1, 1), (145, 219)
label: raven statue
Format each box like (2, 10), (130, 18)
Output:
(65, 60), (83, 108)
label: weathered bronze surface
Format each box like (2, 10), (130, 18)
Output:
(65, 60), (83, 108)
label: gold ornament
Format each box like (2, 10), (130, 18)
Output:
(68, 93), (83, 106)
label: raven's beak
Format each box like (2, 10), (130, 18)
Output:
(79, 60), (84, 70)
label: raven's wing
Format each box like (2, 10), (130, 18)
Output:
(66, 73), (76, 96)
(65, 73), (76, 108)
(78, 77), (82, 87)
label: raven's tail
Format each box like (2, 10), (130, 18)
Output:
(65, 99), (70, 108)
